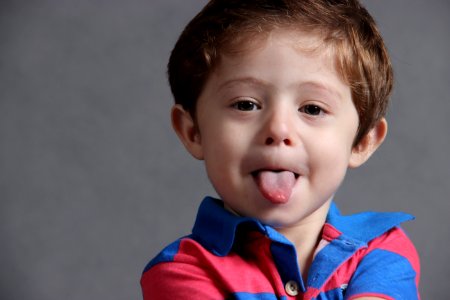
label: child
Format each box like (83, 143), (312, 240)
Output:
(141, 0), (420, 299)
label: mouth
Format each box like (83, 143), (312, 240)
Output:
(251, 169), (299, 204)
(254, 168), (299, 175)
(251, 169), (300, 180)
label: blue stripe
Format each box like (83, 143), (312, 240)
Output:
(345, 249), (418, 299)
(313, 286), (345, 299)
(142, 238), (182, 273)
(230, 292), (288, 300)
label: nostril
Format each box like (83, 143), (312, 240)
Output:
(265, 137), (274, 145)
(265, 137), (292, 146)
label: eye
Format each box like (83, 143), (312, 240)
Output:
(299, 104), (323, 116)
(231, 100), (261, 111)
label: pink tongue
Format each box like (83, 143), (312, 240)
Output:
(255, 171), (296, 204)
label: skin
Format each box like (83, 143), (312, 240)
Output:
(172, 29), (387, 294)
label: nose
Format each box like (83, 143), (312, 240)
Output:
(262, 108), (294, 146)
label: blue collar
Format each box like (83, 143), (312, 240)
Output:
(192, 197), (414, 257)
(326, 201), (414, 243)
(191, 197), (270, 256)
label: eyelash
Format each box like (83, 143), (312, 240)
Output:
(231, 100), (326, 116)
(299, 104), (324, 116)
(231, 100), (261, 111)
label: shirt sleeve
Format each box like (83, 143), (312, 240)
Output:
(344, 227), (420, 300)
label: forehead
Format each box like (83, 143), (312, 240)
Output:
(216, 29), (343, 75)
(206, 29), (347, 96)
(214, 26), (350, 83)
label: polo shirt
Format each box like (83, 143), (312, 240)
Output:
(141, 197), (420, 299)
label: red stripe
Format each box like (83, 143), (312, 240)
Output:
(141, 262), (225, 299)
(322, 223), (342, 241)
(347, 292), (394, 300)
(317, 227), (420, 295)
(142, 236), (287, 298)
(367, 227), (420, 288)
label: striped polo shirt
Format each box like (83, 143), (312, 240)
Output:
(141, 197), (420, 299)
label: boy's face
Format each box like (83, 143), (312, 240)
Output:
(173, 29), (383, 228)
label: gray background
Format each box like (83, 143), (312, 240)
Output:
(1, 0), (449, 299)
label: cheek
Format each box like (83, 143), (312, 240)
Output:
(201, 117), (250, 158)
(201, 127), (245, 178)
(307, 134), (353, 182)
(202, 131), (239, 161)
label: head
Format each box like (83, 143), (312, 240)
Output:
(168, 0), (393, 146)
(168, 0), (391, 228)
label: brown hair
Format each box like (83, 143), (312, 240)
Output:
(167, 0), (393, 145)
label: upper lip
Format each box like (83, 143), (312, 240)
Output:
(250, 165), (302, 179)
(245, 151), (306, 178)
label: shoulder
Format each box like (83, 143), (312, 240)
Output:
(367, 226), (420, 270)
(326, 203), (419, 271)
(325, 204), (421, 299)
(142, 236), (208, 272)
(140, 236), (226, 299)
(357, 226), (421, 285)
(345, 227), (421, 300)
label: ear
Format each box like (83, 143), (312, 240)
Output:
(349, 118), (388, 168)
(171, 104), (204, 160)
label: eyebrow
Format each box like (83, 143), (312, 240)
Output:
(216, 77), (345, 103)
(217, 77), (273, 92)
(298, 81), (344, 101)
